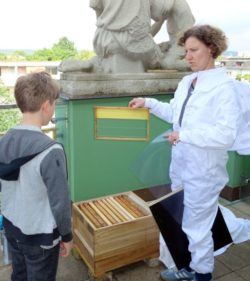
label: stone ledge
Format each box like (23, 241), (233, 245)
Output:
(59, 71), (189, 99)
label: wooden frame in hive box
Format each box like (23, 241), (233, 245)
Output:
(72, 191), (159, 277)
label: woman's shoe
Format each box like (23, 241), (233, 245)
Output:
(192, 272), (212, 281)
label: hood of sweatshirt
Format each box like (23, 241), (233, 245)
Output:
(0, 125), (55, 180)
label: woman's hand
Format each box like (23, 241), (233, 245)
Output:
(165, 131), (180, 145)
(128, 98), (145, 108)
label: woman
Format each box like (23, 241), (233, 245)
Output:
(129, 25), (240, 281)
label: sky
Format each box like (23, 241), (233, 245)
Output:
(1, 0), (249, 53)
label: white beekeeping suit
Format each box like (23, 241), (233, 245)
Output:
(145, 67), (241, 273)
(149, 77), (250, 270)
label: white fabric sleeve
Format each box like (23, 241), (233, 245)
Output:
(145, 98), (174, 123)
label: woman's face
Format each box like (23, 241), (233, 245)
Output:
(184, 36), (215, 72)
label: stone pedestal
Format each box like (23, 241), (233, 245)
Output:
(59, 71), (189, 99)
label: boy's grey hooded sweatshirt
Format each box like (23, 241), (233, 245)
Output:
(0, 125), (72, 246)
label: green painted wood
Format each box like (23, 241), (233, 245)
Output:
(227, 152), (243, 187)
(242, 155), (250, 183)
(56, 95), (172, 202)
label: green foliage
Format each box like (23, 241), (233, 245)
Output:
(0, 80), (21, 134)
(26, 37), (78, 61)
(75, 49), (96, 60)
(0, 108), (21, 134)
(236, 73), (250, 82)
(8, 50), (26, 61)
(0, 80), (11, 101)
(0, 52), (7, 60)
(236, 74), (242, 81)
(27, 48), (54, 61)
(51, 37), (78, 60)
(243, 74), (250, 82)
(0, 51), (28, 61)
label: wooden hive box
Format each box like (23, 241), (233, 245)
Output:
(72, 191), (159, 277)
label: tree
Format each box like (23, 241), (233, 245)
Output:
(26, 37), (78, 61)
(51, 37), (77, 60)
(27, 48), (54, 61)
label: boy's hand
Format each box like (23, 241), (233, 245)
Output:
(60, 240), (73, 257)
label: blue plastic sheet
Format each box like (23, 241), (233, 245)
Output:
(132, 130), (172, 187)
(0, 215), (3, 230)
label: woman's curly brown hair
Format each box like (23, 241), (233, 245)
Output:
(178, 25), (228, 59)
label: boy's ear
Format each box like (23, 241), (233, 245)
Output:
(41, 100), (50, 111)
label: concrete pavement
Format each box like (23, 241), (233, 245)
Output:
(1, 197), (250, 281)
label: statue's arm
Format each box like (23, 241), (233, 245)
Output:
(151, 17), (165, 37)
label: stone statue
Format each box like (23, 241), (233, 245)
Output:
(59, 0), (195, 73)
(151, 0), (195, 70)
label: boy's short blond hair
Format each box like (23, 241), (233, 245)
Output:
(14, 71), (60, 113)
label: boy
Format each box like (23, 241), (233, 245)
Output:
(0, 72), (73, 281)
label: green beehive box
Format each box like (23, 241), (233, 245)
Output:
(55, 95), (173, 202)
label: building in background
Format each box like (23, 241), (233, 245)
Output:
(218, 57), (250, 82)
(0, 61), (60, 88)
